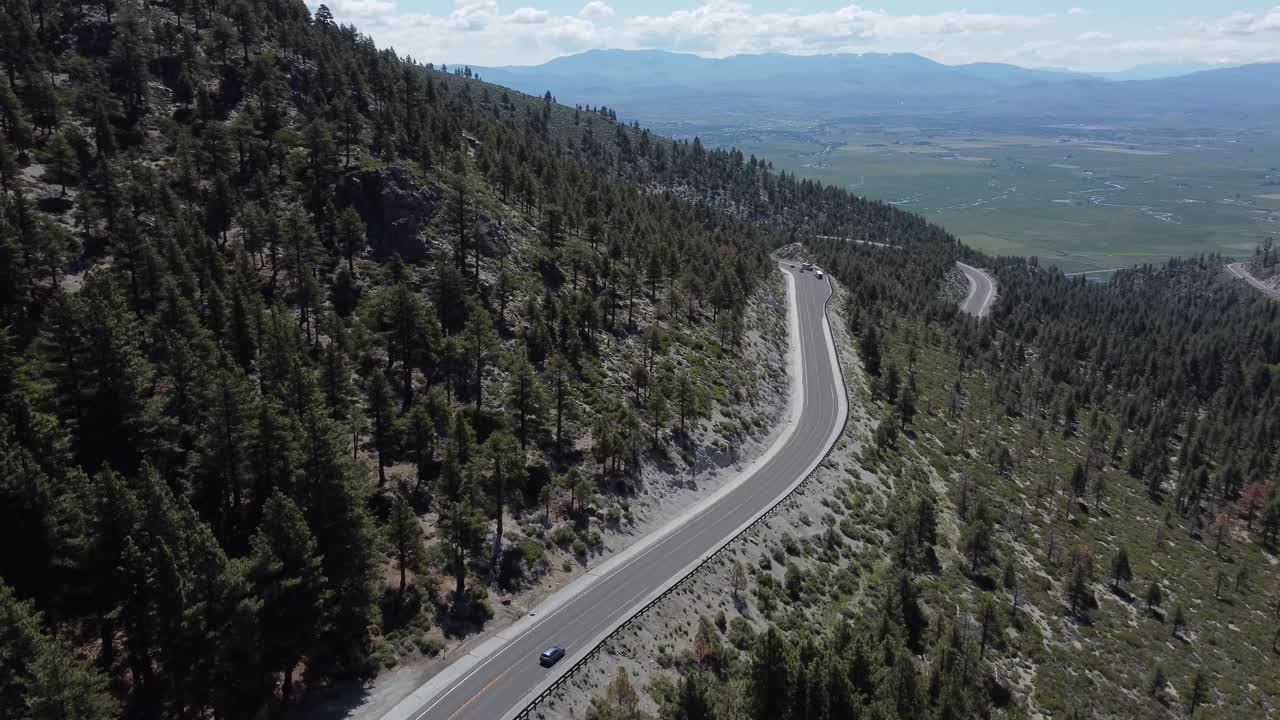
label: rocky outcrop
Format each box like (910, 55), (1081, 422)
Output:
(338, 166), (442, 261)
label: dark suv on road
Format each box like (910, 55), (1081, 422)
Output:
(539, 646), (565, 666)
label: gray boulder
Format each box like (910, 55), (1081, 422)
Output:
(339, 166), (442, 261)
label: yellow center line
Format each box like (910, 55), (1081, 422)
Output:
(448, 660), (518, 720)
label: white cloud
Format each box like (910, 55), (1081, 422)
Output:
(1067, 7), (1085, 15)
(990, 34), (1280, 71)
(1076, 30), (1111, 41)
(579, 1), (614, 19)
(624, 1), (1051, 56)
(1199, 6), (1280, 35)
(307, 0), (396, 19)
(352, 1), (1055, 65)
(508, 6), (549, 24)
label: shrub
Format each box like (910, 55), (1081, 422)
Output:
(459, 585), (494, 624)
(728, 616), (755, 649)
(782, 533), (801, 556)
(785, 562), (804, 599)
(415, 635), (445, 657)
(521, 540), (547, 568)
(552, 524), (577, 547)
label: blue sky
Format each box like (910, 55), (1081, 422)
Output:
(309, 0), (1280, 70)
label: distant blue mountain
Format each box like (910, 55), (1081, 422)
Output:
(1089, 62), (1233, 81)
(475, 50), (1094, 102)
(953, 62), (1093, 85)
(469, 50), (1280, 127)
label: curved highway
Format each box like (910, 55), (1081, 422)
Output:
(1228, 262), (1280, 300)
(380, 264), (847, 720)
(956, 261), (996, 317)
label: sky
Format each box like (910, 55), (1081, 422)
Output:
(306, 0), (1280, 71)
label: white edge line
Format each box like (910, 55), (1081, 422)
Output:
(497, 270), (850, 720)
(380, 265), (816, 720)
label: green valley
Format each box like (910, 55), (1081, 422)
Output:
(723, 120), (1280, 273)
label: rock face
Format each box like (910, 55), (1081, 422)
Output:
(339, 166), (442, 261)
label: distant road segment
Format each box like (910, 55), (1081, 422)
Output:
(956, 262), (996, 317)
(378, 264), (847, 720)
(1227, 262), (1280, 299)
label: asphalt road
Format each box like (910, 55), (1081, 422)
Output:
(382, 265), (845, 720)
(956, 262), (996, 317)
(1227, 262), (1280, 299)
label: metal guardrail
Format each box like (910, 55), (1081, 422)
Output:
(511, 275), (851, 720)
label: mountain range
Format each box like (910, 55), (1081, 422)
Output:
(471, 50), (1280, 128)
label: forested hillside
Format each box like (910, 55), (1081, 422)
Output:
(0, 0), (978, 716)
(816, 246), (1280, 717)
(7, 0), (1278, 713)
(554, 244), (1280, 720)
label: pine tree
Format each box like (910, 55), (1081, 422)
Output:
(1186, 671), (1207, 716)
(386, 492), (426, 595)
(484, 431), (525, 574)
(502, 352), (546, 452)
(435, 449), (485, 603)
(544, 352), (576, 446)
(1148, 663), (1166, 696)
(249, 493), (328, 705)
(337, 207), (365, 276)
(646, 384), (670, 447)
(674, 672), (712, 720)
(748, 626), (795, 720)
(1145, 580), (1162, 611)
(959, 496), (995, 572)
(897, 382), (917, 428)
(860, 324), (882, 376)
(246, 400), (301, 523)
(41, 278), (153, 474)
(1002, 558), (1020, 611)
(1, 80), (30, 149)
(1066, 545), (1093, 618)
(338, 97), (359, 167)
(463, 299), (498, 408)
(396, 398), (437, 499)
(296, 400), (380, 680)
(448, 150), (472, 279)
(605, 666), (640, 715)
(42, 132), (77, 194)
(730, 559), (748, 601)
(0, 137), (18, 191)
(1110, 546), (1132, 592)
(368, 282), (439, 410)
(672, 372), (707, 436)
(192, 362), (254, 545)
(0, 581), (119, 719)
(366, 370), (394, 486)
